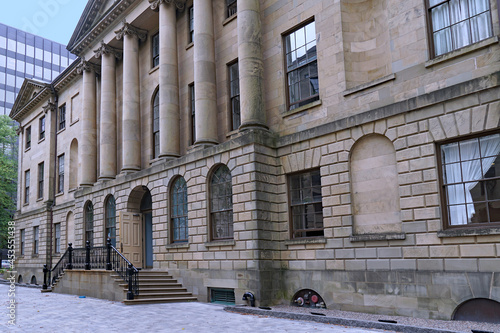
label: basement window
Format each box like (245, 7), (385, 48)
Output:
(210, 288), (235, 305)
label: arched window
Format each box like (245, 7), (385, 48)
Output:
(84, 201), (94, 246)
(210, 165), (233, 240)
(152, 89), (160, 159)
(171, 177), (188, 243)
(105, 195), (116, 247)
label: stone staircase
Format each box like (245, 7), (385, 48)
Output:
(119, 270), (197, 305)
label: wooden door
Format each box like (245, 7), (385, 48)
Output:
(119, 212), (143, 268)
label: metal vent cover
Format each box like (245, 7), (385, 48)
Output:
(210, 288), (235, 305)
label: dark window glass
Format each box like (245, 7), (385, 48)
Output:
(210, 165), (233, 240)
(105, 196), (116, 247)
(190, 84), (195, 144)
(171, 177), (188, 243)
(228, 62), (240, 131)
(59, 104), (66, 130)
(54, 223), (61, 253)
(153, 90), (160, 159)
(33, 226), (39, 254)
(284, 21), (318, 110)
(39, 116), (45, 140)
(20, 229), (25, 255)
(85, 202), (94, 246)
(189, 6), (194, 43)
(152, 33), (159, 68)
(226, 0), (237, 18)
(58, 154), (64, 193)
(25, 126), (31, 149)
(289, 169), (323, 238)
(427, 0), (493, 57)
(24, 170), (30, 204)
(440, 132), (500, 227)
(38, 162), (44, 199)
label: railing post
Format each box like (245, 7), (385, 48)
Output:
(127, 263), (134, 300)
(42, 264), (48, 290)
(85, 240), (91, 270)
(106, 238), (112, 270)
(67, 243), (73, 269)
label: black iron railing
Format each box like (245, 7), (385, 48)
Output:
(43, 239), (139, 299)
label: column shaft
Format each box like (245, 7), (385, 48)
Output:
(237, 0), (267, 130)
(159, 3), (180, 158)
(122, 33), (141, 171)
(80, 68), (97, 186)
(99, 53), (117, 179)
(193, 0), (218, 145)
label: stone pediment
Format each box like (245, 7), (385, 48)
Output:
(9, 79), (48, 120)
(67, 0), (137, 56)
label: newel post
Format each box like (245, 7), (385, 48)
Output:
(106, 238), (112, 270)
(42, 264), (48, 290)
(85, 240), (91, 270)
(67, 243), (73, 269)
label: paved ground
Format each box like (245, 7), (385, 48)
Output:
(0, 284), (391, 333)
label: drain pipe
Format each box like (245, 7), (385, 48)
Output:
(242, 292), (255, 307)
(47, 83), (58, 273)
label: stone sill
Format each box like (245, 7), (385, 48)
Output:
(437, 227), (500, 238)
(38, 137), (45, 144)
(222, 13), (237, 26)
(24, 146), (31, 153)
(166, 242), (189, 249)
(185, 42), (193, 51)
(70, 119), (79, 127)
(55, 192), (64, 197)
(284, 237), (326, 246)
(204, 239), (235, 247)
(57, 127), (66, 135)
(343, 74), (396, 97)
(282, 99), (322, 118)
(425, 36), (499, 68)
(149, 66), (159, 75)
(350, 232), (406, 242)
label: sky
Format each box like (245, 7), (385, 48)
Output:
(0, 0), (89, 46)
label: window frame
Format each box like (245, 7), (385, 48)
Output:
(57, 154), (64, 193)
(39, 115), (45, 140)
(189, 83), (195, 145)
(105, 195), (116, 247)
(152, 88), (160, 159)
(226, 0), (237, 18)
(437, 130), (500, 229)
(24, 169), (30, 204)
(209, 165), (234, 240)
(425, 0), (494, 58)
(25, 126), (31, 149)
(283, 19), (319, 111)
(33, 226), (39, 255)
(188, 6), (194, 44)
(38, 162), (44, 199)
(54, 223), (61, 253)
(58, 104), (66, 130)
(288, 168), (324, 239)
(152, 32), (159, 68)
(228, 60), (240, 131)
(20, 229), (25, 256)
(170, 176), (189, 243)
(84, 201), (94, 246)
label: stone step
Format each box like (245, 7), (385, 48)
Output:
(123, 296), (198, 305)
(138, 286), (188, 292)
(119, 282), (183, 288)
(135, 291), (194, 299)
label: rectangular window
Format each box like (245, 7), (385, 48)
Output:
(25, 126), (31, 149)
(38, 162), (44, 199)
(20, 229), (25, 255)
(152, 33), (159, 68)
(289, 169), (323, 238)
(226, 0), (237, 18)
(427, 0), (493, 57)
(228, 61), (240, 131)
(54, 223), (61, 253)
(153, 91), (159, 159)
(25, 170), (30, 204)
(58, 154), (64, 193)
(439, 132), (500, 228)
(284, 21), (319, 111)
(39, 116), (45, 140)
(33, 226), (39, 254)
(188, 6), (194, 43)
(189, 83), (195, 145)
(59, 104), (66, 130)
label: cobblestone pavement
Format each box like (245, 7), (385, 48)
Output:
(1, 284), (391, 333)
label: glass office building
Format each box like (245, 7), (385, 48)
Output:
(0, 23), (76, 116)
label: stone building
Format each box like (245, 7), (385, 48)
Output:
(9, 0), (500, 321)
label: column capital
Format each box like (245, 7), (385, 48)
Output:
(42, 101), (56, 113)
(16, 126), (23, 136)
(148, 0), (186, 11)
(94, 41), (122, 59)
(115, 21), (147, 42)
(76, 58), (99, 75)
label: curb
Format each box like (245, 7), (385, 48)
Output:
(224, 306), (460, 333)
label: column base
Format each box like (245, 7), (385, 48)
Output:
(98, 176), (116, 182)
(78, 183), (94, 188)
(193, 138), (218, 149)
(239, 121), (269, 131)
(158, 152), (180, 160)
(120, 166), (141, 175)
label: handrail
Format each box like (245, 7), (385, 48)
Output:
(42, 239), (139, 299)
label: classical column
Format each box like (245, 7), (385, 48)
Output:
(77, 59), (97, 186)
(149, 0), (186, 158)
(193, 0), (218, 145)
(115, 22), (146, 172)
(94, 41), (121, 180)
(237, 0), (267, 130)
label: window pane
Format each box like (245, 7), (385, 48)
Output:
(451, 21), (471, 49)
(450, 0), (469, 24)
(432, 4), (450, 31)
